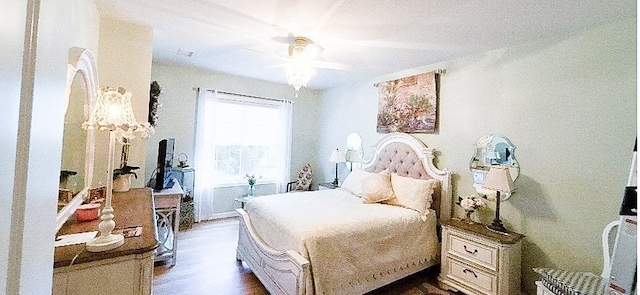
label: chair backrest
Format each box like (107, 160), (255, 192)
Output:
(601, 220), (619, 278)
(293, 163), (313, 191)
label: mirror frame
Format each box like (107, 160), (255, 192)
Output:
(56, 47), (98, 232)
(470, 134), (519, 199)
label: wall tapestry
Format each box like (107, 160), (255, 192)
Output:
(376, 71), (439, 133)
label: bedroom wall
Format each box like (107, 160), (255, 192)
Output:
(317, 18), (636, 294)
(96, 17), (154, 188)
(147, 63), (323, 217)
(1, 1), (100, 293)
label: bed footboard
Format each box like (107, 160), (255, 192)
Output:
(236, 208), (310, 295)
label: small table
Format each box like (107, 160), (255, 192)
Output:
(318, 182), (338, 190)
(235, 195), (259, 209)
(153, 180), (183, 266)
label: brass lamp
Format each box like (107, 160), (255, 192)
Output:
(482, 165), (515, 233)
(82, 86), (153, 252)
(328, 148), (346, 186)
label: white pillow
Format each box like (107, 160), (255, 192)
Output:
(339, 168), (375, 197)
(361, 170), (395, 204)
(386, 173), (438, 220)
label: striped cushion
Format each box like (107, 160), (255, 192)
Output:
(533, 268), (605, 295)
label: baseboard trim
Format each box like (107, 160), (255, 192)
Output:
(198, 212), (237, 222)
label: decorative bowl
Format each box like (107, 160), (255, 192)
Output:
(76, 203), (101, 222)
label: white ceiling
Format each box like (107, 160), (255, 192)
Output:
(96, 0), (636, 90)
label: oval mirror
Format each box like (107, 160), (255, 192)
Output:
(56, 48), (98, 232)
(469, 134), (519, 199)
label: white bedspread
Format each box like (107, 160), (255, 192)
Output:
(244, 189), (439, 295)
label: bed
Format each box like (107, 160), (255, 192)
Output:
(236, 132), (452, 295)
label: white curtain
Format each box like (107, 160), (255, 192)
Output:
(193, 88), (218, 221)
(193, 88), (293, 221)
(277, 101), (293, 193)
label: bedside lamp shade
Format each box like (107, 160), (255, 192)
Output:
(483, 166), (514, 193)
(329, 149), (346, 163)
(482, 165), (515, 233)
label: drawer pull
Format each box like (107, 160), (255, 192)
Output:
(463, 268), (478, 278)
(463, 245), (478, 255)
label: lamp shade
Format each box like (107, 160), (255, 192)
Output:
(482, 165), (515, 193)
(82, 86), (153, 139)
(329, 148), (346, 163)
(345, 150), (361, 162)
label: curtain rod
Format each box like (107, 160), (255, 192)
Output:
(373, 69), (446, 87)
(193, 87), (294, 104)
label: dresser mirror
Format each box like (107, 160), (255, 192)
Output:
(345, 132), (363, 171)
(469, 134), (519, 199)
(56, 47), (98, 231)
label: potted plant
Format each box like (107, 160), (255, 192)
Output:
(113, 165), (139, 192)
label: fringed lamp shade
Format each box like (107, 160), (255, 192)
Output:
(82, 86), (153, 139)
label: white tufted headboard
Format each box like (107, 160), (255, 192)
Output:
(362, 133), (452, 220)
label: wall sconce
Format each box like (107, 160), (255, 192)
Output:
(82, 86), (153, 252)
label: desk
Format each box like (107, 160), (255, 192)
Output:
(53, 188), (157, 295)
(153, 181), (183, 265)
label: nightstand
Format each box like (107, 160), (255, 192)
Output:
(438, 219), (524, 295)
(318, 182), (338, 190)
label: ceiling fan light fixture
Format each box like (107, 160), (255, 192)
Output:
(285, 61), (316, 95)
(288, 37), (321, 61)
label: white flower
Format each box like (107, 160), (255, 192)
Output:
(460, 198), (475, 211)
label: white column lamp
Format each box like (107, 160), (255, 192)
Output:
(82, 86), (153, 252)
(329, 148), (346, 186)
(482, 165), (515, 233)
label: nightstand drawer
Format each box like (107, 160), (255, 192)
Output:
(448, 258), (497, 295)
(449, 234), (498, 271)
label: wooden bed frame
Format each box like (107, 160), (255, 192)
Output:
(236, 133), (452, 295)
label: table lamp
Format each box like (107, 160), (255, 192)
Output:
(82, 86), (153, 252)
(482, 165), (515, 233)
(345, 149), (361, 171)
(329, 148), (346, 186)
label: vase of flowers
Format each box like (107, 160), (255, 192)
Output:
(245, 174), (259, 197)
(456, 194), (487, 224)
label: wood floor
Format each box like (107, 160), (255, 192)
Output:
(153, 217), (459, 295)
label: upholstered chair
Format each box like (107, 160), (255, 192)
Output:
(286, 163), (313, 192)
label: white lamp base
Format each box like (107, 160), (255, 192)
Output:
(86, 233), (124, 252)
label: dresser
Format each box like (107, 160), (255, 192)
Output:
(53, 188), (157, 295)
(438, 219), (525, 295)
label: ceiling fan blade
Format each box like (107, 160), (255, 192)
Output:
(309, 60), (352, 71)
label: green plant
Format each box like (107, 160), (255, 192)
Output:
(113, 165), (139, 180)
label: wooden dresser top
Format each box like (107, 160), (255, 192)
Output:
(54, 188), (158, 268)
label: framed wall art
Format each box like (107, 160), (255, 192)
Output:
(376, 71), (440, 134)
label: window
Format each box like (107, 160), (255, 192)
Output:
(194, 90), (292, 189)
(211, 99), (285, 184)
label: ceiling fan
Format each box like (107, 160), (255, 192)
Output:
(254, 33), (351, 95)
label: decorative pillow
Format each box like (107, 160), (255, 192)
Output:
(361, 170), (395, 204)
(293, 163), (313, 191)
(386, 173), (438, 220)
(340, 168), (374, 197)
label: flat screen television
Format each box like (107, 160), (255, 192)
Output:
(155, 138), (175, 190)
